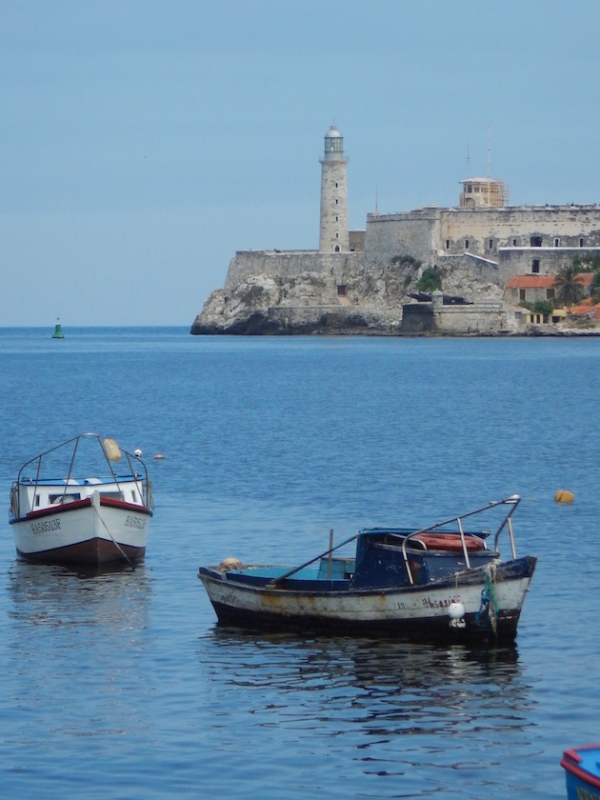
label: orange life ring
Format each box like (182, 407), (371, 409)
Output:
(414, 533), (486, 552)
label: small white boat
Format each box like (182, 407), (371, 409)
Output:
(199, 496), (536, 643)
(9, 433), (154, 566)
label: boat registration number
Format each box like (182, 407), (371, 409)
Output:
(421, 595), (461, 610)
(125, 515), (146, 530)
(30, 518), (61, 535)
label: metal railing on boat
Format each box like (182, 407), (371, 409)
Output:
(401, 495), (520, 585)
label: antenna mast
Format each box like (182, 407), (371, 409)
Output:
(487, 125), (492, 204)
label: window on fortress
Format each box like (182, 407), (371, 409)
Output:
(532, 259), (540, 273)
(580, 238), (585, 247)
(335, 245), (340, 252)
(519, 289), (526, 301)
(445, 240), (450, 249)
(512, 239), (517, 246)
(547, 288), (555, 299)
(488, 239), (493, 249)
(465, 239), (470, 249)
(530, 236), (542, 247)
(337, 285), (347, 296)
(554, 238), (560, 247)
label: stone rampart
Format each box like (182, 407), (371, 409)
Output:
(433, 302), (507, 334)
(400, 298), (518, 335)
(364, 209), (440, 265)
(436, 253), (502, 286)
(224, 250), (364, 293)
(366, 205), (600, 266)
(498, 247), (600, 281)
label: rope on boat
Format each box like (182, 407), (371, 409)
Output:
(476, 563), (499, 635)
(91, 495), (136, 570)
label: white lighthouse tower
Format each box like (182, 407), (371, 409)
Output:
(319, 125), (349, 253)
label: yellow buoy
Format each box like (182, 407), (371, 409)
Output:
(103, 438), (122, 462)
(555, 490), (575, 503)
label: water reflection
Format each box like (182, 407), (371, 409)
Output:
(4, 561), (154, 744)
(206, 626), (520, 687)
(200, 627), (532, 747)
(7, 560), (151, 631)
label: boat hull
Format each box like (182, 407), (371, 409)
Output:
(199, 556), (536, 642)
(11, 496), (151, 566)
(561, 745), (600, 799)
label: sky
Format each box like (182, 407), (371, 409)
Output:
(1, 0), (600, 326)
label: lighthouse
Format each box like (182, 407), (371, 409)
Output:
(319, 125), (349, 253)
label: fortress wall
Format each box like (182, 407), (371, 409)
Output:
(223, 208), (600, 299)
(364, 210), (441, 265)
(368, 206), (600, 264)
(439, 206), (600, 257)
(436, 253), (502, 285)
(433, 303), (507, 334)
(497, 247), (600, 281)
(401, 299), (512, 335)
(224, 250), (364, 293)
(349, 230), (366, 251)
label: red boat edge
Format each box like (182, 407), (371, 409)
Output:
(561, 744), (600, 796)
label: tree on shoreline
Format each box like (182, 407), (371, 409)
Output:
(555, 264), (585, 307)
(572, 254), (600, 298)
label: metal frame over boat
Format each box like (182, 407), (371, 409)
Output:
(198, 496), (536, 642)
(9, 433), (153, 566)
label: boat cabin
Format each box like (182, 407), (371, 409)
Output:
(11, 475), (144, 518)
(350, 528), (497, 589)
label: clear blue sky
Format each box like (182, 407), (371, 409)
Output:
(1, 0), (599, 326)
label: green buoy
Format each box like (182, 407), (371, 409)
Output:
(52, 318), (64, 339)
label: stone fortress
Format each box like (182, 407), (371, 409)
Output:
(191, 126), (600, 335)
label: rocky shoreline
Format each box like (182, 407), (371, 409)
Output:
(190, 309), (600, 337)
(190, 251), (600, 338)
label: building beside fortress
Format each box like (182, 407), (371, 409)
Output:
(191, 127), (600, 335)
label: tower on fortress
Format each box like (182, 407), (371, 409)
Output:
(319, 125), (349, 253)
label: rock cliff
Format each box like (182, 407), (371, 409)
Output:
(190, 252), (505, 335)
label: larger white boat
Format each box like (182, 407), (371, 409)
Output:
(10, 433), (154, 566)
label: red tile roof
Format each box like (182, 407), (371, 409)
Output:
(506, 275), (555, 288)
(568, 303), (600, 318)
(506, 273), (594, 289)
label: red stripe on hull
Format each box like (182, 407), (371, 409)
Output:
(99, 496), (153, 516)
(23, 498), (93, 521)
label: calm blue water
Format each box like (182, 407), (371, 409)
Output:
(0, 327), (597, 798)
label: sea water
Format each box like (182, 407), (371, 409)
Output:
(0, 327), (597, 798)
